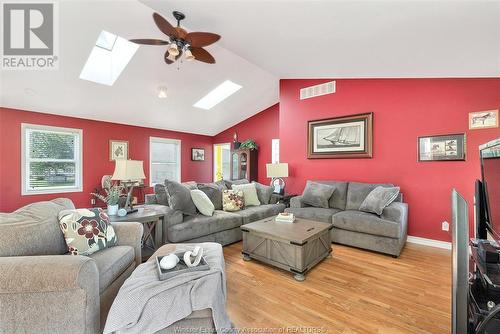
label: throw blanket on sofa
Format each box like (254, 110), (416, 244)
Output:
(104, 243), (233, 334)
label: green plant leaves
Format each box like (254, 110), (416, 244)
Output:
(239, 139), (258, 150)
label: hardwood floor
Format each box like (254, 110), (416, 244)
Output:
(223, 242), (451, 333)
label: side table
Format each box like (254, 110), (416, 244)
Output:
(275, 194), (298, 208)
(108, 205), (165, 261)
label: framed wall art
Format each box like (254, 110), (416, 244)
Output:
(307, 112), (373, 159)
(469, 110), (498, 130)
(418, 133), (466, 161)
(109, 140), (128, 161)
(191, 148), (205, 161)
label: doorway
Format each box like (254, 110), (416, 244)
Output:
(213, 143), (231, 181)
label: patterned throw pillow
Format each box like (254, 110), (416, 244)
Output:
(222, 189), (244, 212)
(232, 183), (261, 207)
(58, 208), (118, 256)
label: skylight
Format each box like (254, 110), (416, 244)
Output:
(79, 31), (139, 86)
(193, 80), (242, 110)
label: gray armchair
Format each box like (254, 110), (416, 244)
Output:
(0, 198), (143, 334)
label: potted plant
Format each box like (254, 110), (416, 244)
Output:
(91, 183), (123, 216)
(239, 139), (258, 150)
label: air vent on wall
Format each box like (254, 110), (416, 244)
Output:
(300, 81), (336, 100)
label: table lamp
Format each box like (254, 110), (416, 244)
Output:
(266, 163), (289, 195)
(112, 159), (146, 214)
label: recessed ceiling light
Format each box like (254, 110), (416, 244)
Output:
(193, 80), (242, 110)
(158, 86), (167, 99)
(24, 88), (37, 96)
(79, 30), (139, 86)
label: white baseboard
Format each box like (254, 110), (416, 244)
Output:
(407, 236), (451, 250)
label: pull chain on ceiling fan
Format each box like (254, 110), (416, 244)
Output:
(130, 11), (220, 65)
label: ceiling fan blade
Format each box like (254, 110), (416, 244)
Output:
(191, 47), (215, 64)
(130, 39), (169, 45)
(175, 27), (188, 40)
(185, 32), (221, 48)
(153, 12), (178, 38)
(164, 49), (183, 64)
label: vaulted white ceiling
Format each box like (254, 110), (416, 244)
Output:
(1, 0), (499, 135)
(0, 0), (278, 135)
(144, 0), (500, 78)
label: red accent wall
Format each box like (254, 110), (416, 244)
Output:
(0, 107), (213, 212)
(214, 103), (279, 184)
(3, 78), (499, 243)
(213, 103), (279, 185)
(280, 79), (500, 242)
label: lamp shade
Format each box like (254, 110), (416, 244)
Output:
(111, 160), (146, 181)
(266, 163), (289, 178)
(185, 49), (195, 61)
(168, 43), (179, 56)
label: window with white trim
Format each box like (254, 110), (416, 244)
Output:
(22, 124), (83, 195)
(150, 137), (181, 186)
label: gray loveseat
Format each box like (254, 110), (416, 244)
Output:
(285, 181), (408, 257)
(145, 180), (286, 245)
(0, 198), (143, 334)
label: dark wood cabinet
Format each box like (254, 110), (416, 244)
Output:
(230, 149), (258, 181)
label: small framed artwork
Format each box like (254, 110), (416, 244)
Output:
(109, 140), (128, 161)
(308, 112), (373, 159)
(191, 148), (205, 161)
(418, 134), (466, 161)
(469, 110), (498, 130)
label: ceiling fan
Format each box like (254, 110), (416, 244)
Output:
(130, 11), (220, 65)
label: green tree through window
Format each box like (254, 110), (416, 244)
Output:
(23, 125), (82, 194)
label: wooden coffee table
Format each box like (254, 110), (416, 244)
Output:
(241, 216), (333, 281)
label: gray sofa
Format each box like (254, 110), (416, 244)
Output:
(0, 198), (143, 334)
(145, 180), (286, 245)
(285, 181), (408, 257)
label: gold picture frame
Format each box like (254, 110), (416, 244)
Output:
(469, 110), (498, 130)
(109, 140), (128, 161)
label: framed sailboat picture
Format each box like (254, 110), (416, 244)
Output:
(308, 113), (373, 159)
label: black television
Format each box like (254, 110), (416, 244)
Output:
(451, 189), (469, 334)
(475, 179), (488, 239)
(479, 138), (500, 243)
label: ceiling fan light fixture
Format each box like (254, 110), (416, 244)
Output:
(185, 49), (195, 61)
(166, 53), (176, 62)
(168, 42), (179, 56)
(132, 12), (219, 65)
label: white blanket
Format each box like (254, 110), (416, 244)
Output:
(104, 243), (233, 334)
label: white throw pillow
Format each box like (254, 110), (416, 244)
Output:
(232, 183), (261, 207)
(190, 190), (215, 216)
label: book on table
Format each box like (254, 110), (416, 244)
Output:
(275, 212), (295, 223)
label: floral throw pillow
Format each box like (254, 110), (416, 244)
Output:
(58, 208), (118, 256)
(222, 189), (244, 212)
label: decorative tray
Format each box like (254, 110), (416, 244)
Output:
(155, 251), (210, 281)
